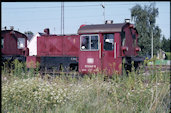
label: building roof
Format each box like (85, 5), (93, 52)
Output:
(77, 23), (127, 34)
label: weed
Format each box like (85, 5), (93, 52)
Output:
(1, 59), (170, 113)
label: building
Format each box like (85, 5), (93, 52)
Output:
(28, 32), (44, 56)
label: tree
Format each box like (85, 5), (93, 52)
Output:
(131, 3), (161, 57)
(24, 31), (34, 41)
(161, 36), (170, 52)
(24, 31), (34, 36)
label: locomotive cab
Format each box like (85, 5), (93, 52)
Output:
(78, 20), (142, 75)
(1, 29), (29, 63)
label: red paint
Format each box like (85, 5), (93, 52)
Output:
(1, 30), (28, 56)
(129, 24), (134, 28)
(78, 33), (122, 75)
(37, 35), (80, 57)
(101, 33), (122, 75)
(30, 23), (140, 76)
(79, 51), (102, 74)
(78, 23), (139, 75)
(79, 24), (86, 28)
(26, 56), (40, 68)
(135, 47), (141, 56)
(121, 47), (127, 51)
(3, 22), (141, 76)
(133, 29), (140, 56)
(63, 35), (80, 56)
(123, 25), (136, 56)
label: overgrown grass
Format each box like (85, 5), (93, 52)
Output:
(1, 59), (170, 113)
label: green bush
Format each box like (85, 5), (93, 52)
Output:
(165, 52), (171, 60)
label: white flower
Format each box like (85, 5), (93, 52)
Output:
(63, 93), (66, 97)
(157, 83), (160, 86)
(55, 96), (59, 100)
(69, 84), (73, 87)
(50, 92), (54, 95)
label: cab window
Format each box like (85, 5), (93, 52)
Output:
(103, 34), (114, 51)
(17, 38), (25, 49)
(81, 34), (99, 51)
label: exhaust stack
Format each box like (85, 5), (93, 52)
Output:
(125, 19), (130, 23)
(44, 28), (50, 35)
(105, 20), (113, 24)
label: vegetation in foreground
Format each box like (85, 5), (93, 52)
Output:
(165, 52), (171, 60)
(1, 60), (170, 113)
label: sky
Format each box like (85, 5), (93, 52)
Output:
(1, 2), (170, 39)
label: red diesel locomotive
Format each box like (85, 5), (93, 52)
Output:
(1, 27), (29, 63)
(26, 20), (144, 75)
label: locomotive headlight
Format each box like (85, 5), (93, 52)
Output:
(135, 47), (141, 52)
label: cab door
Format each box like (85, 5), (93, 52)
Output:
(79, 34), (101, 74)
(102, 33), (121, 75)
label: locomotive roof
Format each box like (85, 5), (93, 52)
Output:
(77, 23), (128, 34)
(1, 30), (28, 38)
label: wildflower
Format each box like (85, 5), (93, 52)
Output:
(53, 104), (57, 107)
(55, 96), (59, 100)
(157, 83), (160, 86)
(50, 92), (54, 96)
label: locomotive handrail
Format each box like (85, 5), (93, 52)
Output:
(99, 42), (101, 59)
(114, 42), (116, 59)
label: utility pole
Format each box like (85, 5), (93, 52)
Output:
(101, 2), (105, 23)
(151, 27), (153, 58)
(61, 2), (62, 35)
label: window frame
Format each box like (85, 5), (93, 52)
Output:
(80, 34), (99, 51)
(103, 33), (114, 51)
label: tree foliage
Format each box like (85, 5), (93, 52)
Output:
(131, 3), (161, 57)
(161, 36), (170, 52)
(24, 31), (34, 41)
(24, 31), (34, 35)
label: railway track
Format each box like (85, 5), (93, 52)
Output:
(145, 65), (170, 71)
(141, 65), (170, 76)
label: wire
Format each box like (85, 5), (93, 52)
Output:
(3, 2), (168, 10)
(2, 4), (100, 10)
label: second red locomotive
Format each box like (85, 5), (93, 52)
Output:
(1, 27), (29, 63)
